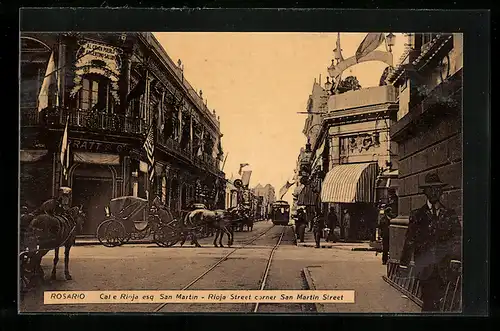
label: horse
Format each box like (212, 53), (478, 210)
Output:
(183, 208), (234, 248)
(26, 206), (86, 281)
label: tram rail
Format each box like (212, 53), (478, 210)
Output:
(153, 224), (285, 313)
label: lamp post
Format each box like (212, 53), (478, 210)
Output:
(386, 33), (396, 53)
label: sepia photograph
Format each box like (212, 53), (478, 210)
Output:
(19, 28), (464, 314)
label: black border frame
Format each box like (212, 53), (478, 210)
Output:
(6, 7), (490, 325)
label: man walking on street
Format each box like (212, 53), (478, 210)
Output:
(378, 203), (394, 265)
(312, 210), (325, 248)
(399, 173), (462, 312)
(295, 208), (307, 243)
(326, 206), (338, 242)
(343, 209), (351, 242)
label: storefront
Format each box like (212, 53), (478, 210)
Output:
(67, 147), (123, 236)
(320, 162), (379, 241)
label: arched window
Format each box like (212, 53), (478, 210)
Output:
(76, 74), (115, 113)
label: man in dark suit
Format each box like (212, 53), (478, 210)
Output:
(399, 173), (462, 312)
(295, 208), (307, 243)
(326, 206), (338, 242)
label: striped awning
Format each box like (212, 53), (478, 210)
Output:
(297, 184), (319, 206)
(321, 162), (378, 203)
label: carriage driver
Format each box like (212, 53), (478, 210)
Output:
(39, 187), (72, 217)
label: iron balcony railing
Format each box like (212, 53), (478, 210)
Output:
(21, 106), (225, 177)
(21, 106), (148, 136)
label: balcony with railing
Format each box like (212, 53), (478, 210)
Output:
(21, 106), (147, 136)
(156, 133), (224, 178)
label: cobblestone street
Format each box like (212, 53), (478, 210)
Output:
(20, 221), (419, 313)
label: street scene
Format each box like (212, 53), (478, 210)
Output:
(20, 31), (463, 313)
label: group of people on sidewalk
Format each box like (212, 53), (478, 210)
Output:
(294, 205), (352, 248)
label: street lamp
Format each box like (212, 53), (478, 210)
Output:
(386, 33), (396, 52)
(324, 76), (333, 94)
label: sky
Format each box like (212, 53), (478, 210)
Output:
(153, 32), (406, 205)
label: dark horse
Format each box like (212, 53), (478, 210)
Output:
(23, 206), (86, 281)
(183, 208), (234, 247)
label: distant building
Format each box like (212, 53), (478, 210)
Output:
(252, 184), (276, 219)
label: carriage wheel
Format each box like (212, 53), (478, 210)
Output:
(97, 220), (127, 247)
(153, 224), (180, 247)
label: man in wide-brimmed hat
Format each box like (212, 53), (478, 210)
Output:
(399, 172), (462, 312)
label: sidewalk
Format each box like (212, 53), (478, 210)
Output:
(295, 227), (378, 251)
(302, 257), (421, 313)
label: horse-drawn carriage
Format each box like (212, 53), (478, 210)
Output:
(95, 196), (182, 247)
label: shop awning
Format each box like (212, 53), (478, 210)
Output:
(20, 149), (48, 162)
(297, 184), (319, 206)
(74, 152), (120, 165)
(321, 162), (378, 203)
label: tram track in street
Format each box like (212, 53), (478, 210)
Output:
(153, 224), (285, 313)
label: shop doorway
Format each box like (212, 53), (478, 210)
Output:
(72, 177), (113, 236)
(71, 163), (116, 236)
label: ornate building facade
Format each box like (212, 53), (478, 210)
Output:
(20, 32), (226, 236)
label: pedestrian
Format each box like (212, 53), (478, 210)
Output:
(326, 206), (338, 242)
(312, 210), (325, 248)
(295, 208), (307, 243)
(399, 173), (462, 312)
(343, 209), (351, 242)
(378, 203), (394, 265)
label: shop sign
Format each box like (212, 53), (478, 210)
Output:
(69, 139), (129, 154)
(70, 40), (122, 104)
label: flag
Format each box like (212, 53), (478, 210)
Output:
(355, 33), (386, 62)
(143, 125), (155, 183)
(241, 170), (252, 187)
(126, 79), (146, 104)
(38, 52), (56, 112)
(333, 32), (345, 62)
(214, 177), (220, 205)
(279, 180), (295, 200)
(238, 163), (249, 175)
(60, 115), (69, 179)
(197, 130), (204, 157)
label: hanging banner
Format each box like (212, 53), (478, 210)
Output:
(70, 40), (122, 104)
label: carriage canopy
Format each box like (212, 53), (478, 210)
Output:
(109, 196), (149, 222)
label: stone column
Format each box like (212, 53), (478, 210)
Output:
(57, 39), (66, 108)
(122, 156), (131, 196)
(167, 177), (173, 209)
(329, 135), (341, 169)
